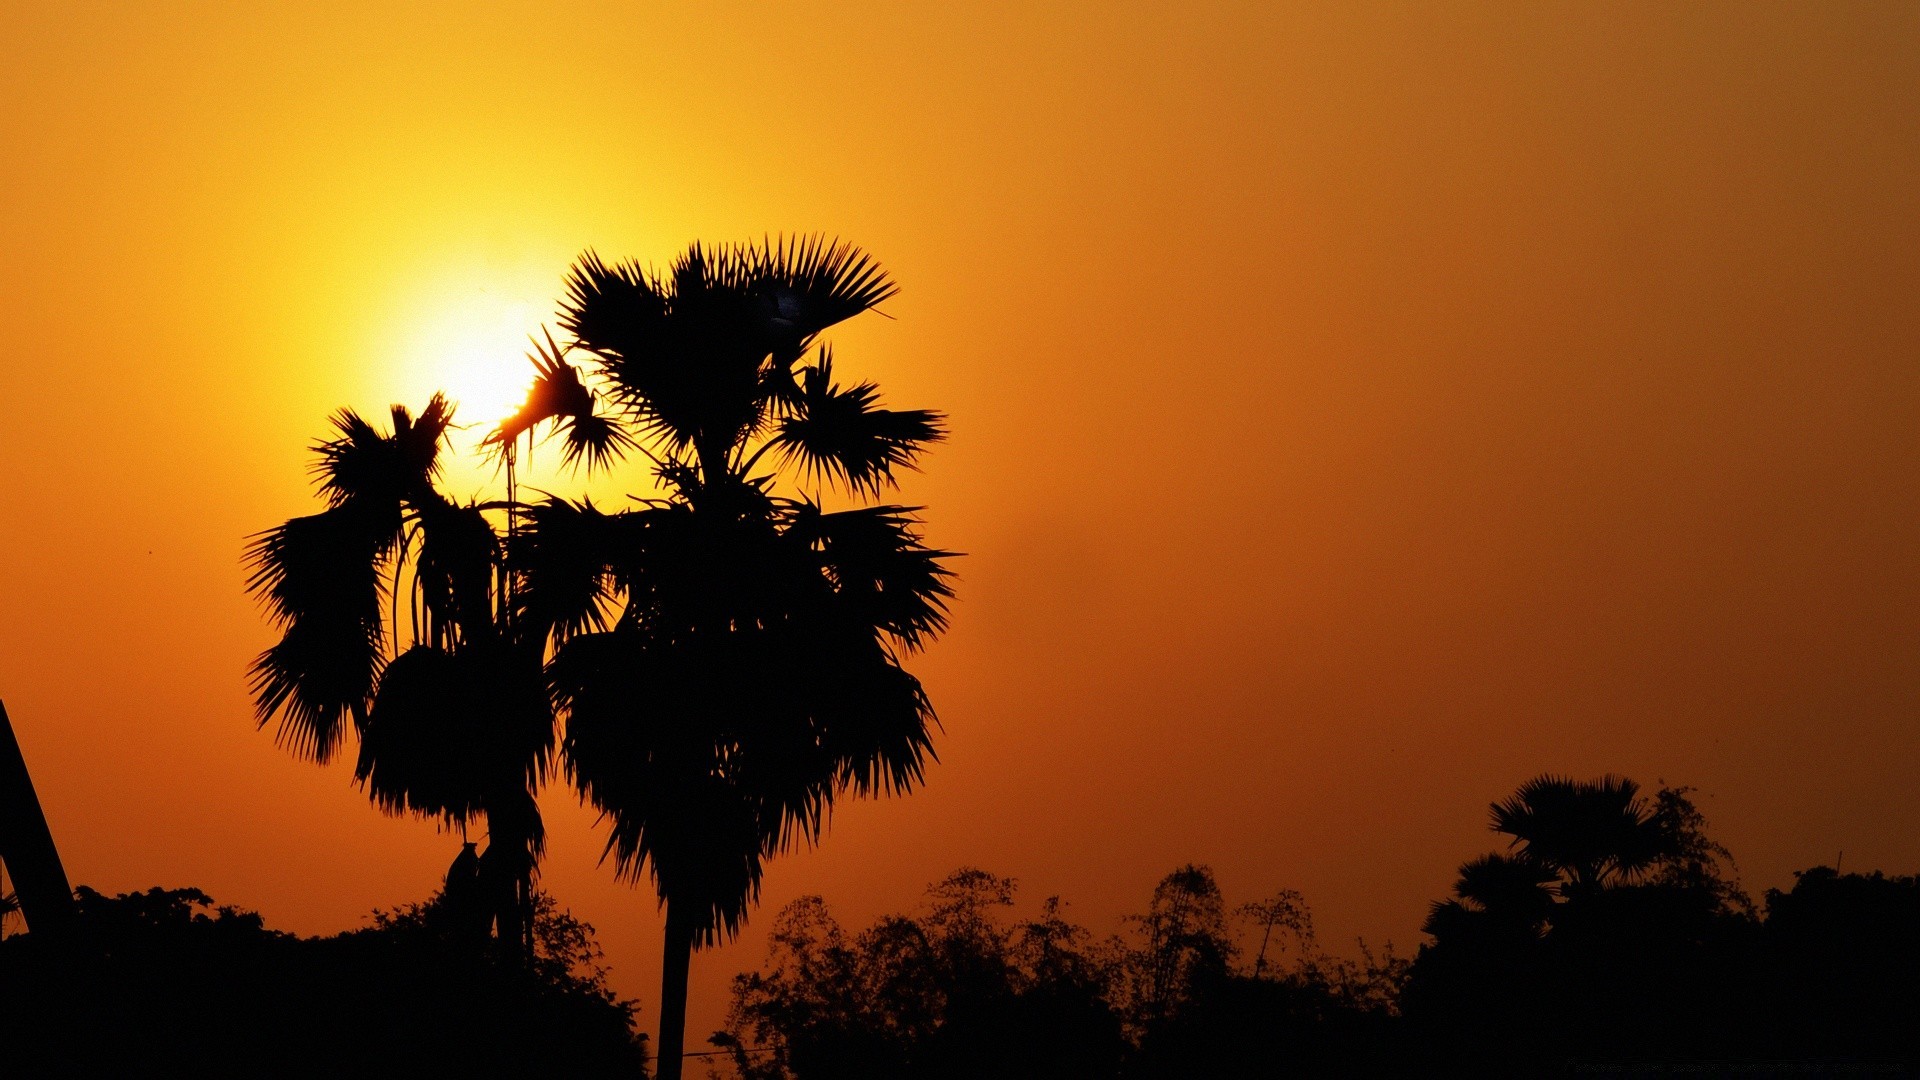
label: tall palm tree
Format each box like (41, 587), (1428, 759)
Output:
(496, 237), (952, 1078)
(246, 396), (553, 959)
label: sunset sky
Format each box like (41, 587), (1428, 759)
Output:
(2, 1), (1916, 1050)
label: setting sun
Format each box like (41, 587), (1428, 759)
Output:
(397, 284), (546, 431)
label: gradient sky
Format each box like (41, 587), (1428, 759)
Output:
(3, 0), (1916, 1050)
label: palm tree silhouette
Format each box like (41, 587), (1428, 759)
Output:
(246, 397), (553, 959)
(1422, 851), (1560, 944)
(1489, 774), (1670, 896)
(496, 237), (952, 1078)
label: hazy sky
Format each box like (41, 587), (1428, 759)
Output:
(2, 0), (1916, 1049)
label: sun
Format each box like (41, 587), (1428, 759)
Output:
(411, 294), (546, 430)
(377, 266), (632, 497)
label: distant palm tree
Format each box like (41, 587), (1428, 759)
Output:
(1489, 774), (1671, 896)
(1422, 851), (1559, 944)
(246, 397), (553, 959)
(496, 237), (952, 1079)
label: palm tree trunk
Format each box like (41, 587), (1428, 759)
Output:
(480, 806), (538, 967)
(655, 899), (696, 1080)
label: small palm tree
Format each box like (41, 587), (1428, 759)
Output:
(496, 237), (952, 1079)
(1489, 774), (1671, 896)
(246, 397), (553, 959)
(1422, 852), (1560, 945)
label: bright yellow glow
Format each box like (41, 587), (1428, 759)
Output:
(399, 285), (547, 430)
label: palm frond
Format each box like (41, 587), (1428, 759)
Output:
(791, 503), (957, 650)
(244, 504), (392, 762)
(357, 643), (553, 823)
(489, 328), (591, 443)
(556, 411), (637, 473)
(309, 396), (453, 513)
(559, 250), (667, 361)
(560, 247), (765, 458)
(410, 495), (501, 643)
(748, 234), (899, 340)
(769, 350), (946, 496)
(509, 497), (620, 648)
(1491, 773), (1667, 888)
(485, 329), (634, 475)
(813, 642), (937, 798)
(1453, 853), (1559, 924)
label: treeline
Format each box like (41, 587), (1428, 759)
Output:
(0, 885), (647, 1076)
(712, 776), (1920, 1077)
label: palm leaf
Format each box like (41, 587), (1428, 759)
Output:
(790, 503), (956, 650)
(1491, 773), (1666, 888)
(812, 640), (937, 798)
(310, 397), (454, 509)
(559, 250), (667, 362)
(357, 643), (553, 823)
(410, 495), (501, 643)
(509, 497), (621, 648)
(487, 329), (634, 473)
(748, 234), (900, 340)
(244, 504), (391, 762)
(769, 350), (946, 496)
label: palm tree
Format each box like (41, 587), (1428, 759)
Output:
(1489, 774), (1671, 896)
(1422, 852), (1560, 945)
(496, 237), (952, 1078)
(246, 396), (553, 959)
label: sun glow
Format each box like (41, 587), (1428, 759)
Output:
(405, 290), (548, 431)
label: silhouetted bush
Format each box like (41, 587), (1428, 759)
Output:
(714, 779), (1919, 1077)
(713, 866), (1403, 1079)
(0, 886), (647, 1078)
(714, 869), (1124, 1080)
(1403, 777), (1918, 1073)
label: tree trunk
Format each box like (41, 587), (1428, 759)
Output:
(655, 899), (697, 1080)
(479, 808), (537, 968)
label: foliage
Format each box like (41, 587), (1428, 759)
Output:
(1488, 773), (1670, 893)
(0, 885), (647, 1076)
(714, 866), (1404, 1080)
(1399, 777), (1920, 1072)
(494, 238), (952, 1077)
(1236, 887), (1313, 980)
(247, 397), (552, 958)
(714, 869), (1121, 1080)
(1649, 782), (1755, 917)
(249, 235), (953, 1077)
(503, 237), (953, 949)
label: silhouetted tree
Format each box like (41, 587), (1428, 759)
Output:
(1118, 864), (1234, 1036)
(247, 398), (552, 960)
(1647, 783), (1754, 917)
(1407, 777), (1769, 1071)
(716, 866), (1408, 1079)
(1490, 773), (1670, 896)
(1237, 887), (1313, 980)
(0, 884), (646, 1075)
(1756, 866), (1920, 1060)
(716, 870), (1122, 1080)
(495, 238), (952, 1078)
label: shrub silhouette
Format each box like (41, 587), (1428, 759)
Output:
(0, 885), (646, 1077)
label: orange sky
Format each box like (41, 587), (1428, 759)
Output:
(3, 0), (1916, 1051)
